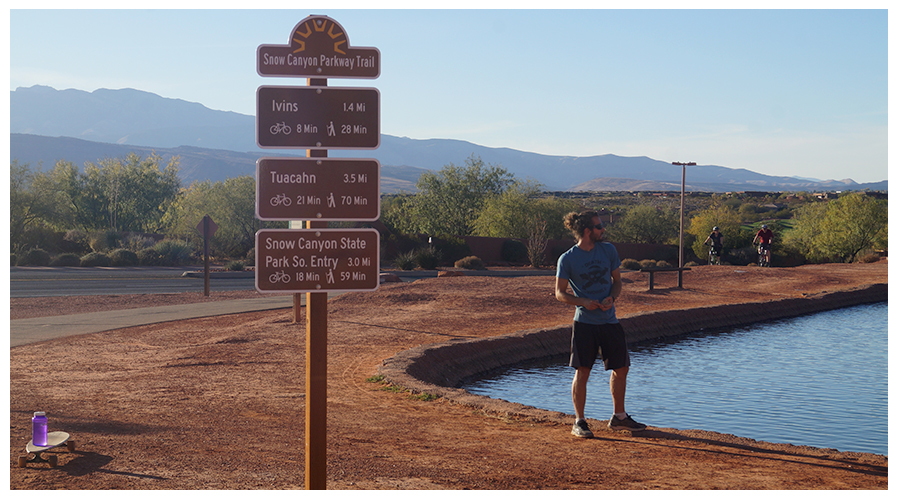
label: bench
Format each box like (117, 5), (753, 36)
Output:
(639, 267), (691, 290)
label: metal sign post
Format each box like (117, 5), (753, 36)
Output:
(196, 215), (218, 296)
(256, 15), (380, 490)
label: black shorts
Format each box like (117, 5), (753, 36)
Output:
(569, 321), (631, 371)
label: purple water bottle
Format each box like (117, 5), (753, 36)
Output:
(32, 411), (48, 446)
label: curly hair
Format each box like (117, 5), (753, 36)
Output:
(563, 210), (599, 239)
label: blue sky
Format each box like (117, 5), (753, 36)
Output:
(6, 3), (891, 184)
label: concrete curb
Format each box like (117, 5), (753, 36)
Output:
(377, 283), (887, 424)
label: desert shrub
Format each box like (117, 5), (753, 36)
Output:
(153, 240), (194, 266)
(80, 252), (111, 267)
(455, 255), (486, 270)
(137, 248), (162, 266)
(655, 260), (673, 268)
(122, 234), (157, 252)
(16, 248), (51, 267)
(88, 230), (121, 253)
(60, 229), (90, 254)
(431, 235), (471, 265)
(639, 259), (657, 269)
(414, 246), (442, 270)
(225, 260), (245, 271)
(858, 252), (882, 264)
(501, 239), (528, 263)
(685, 261), (702, 267)
(109, 248), (139, 267)
(49, 253), (82, 267)
(394, 250), (417, 270)
(621, 258), (642, 270)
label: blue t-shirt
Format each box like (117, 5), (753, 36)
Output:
(556, 242), (621, 325)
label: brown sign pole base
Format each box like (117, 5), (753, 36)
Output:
(305, 131), (328, 490)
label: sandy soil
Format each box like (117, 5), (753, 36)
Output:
(9, 261), (888, 489)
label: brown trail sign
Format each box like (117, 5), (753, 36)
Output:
(254, 228), (380, 294)
(256, 14), (381, 490)
(256, 157), (380, 221)
(257, 15), (380, 79)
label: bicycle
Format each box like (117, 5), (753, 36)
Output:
(707, 244), (722, 265)
(757, 245), (770, 267)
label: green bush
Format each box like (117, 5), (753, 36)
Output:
(16, 248), (51, 267)
(49, 253), (82, 267)
(501, 239), (528, 263)
(88, 230), (121, 253)
(621, 258), (642, 270)
(153, 240), (194, 266)
(455, 255), (486, 270)
(80, 252), (111, 267)
(61, 229), (90, 254)
(431, 235), (471, 265)
(109, 248), (139, 267)
(414, 246), (442, 270)
(137, 248), (162, 266)
(639, 259), (657, 269)
(225, 260), (245, 271)
(394, 250), (417, 270)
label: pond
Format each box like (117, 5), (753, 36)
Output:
(464, 302), (888, 455)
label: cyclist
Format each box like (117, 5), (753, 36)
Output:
(753, 224), (774, 267)
(703, 226), (724, 265)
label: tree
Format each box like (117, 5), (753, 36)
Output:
(164, 176), (285, 258)
(407, 155), (515, 236)
(687, 205), (744, 259)
(471, 180), (579, 240)
(782, 202), (830, 263)
(46, 153), (181, 233)
(9, 161), (65, 252)
(785, 193), (887, 263)
(609, 205), (679, 245)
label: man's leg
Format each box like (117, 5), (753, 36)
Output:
(572, 366), (592, 421)
(610, 366), (628, 414)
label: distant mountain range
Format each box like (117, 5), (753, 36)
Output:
(10, 85), (887, 193)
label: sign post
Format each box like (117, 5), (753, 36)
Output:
(256, 15), (380, 490)
(196, 215), (218, 296)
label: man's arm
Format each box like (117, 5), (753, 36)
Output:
(555, 277), (601, 310)
(601, 268), (623, 311)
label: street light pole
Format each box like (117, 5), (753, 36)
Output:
(672, 162), (696, 269)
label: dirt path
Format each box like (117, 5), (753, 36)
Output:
(9, 261), (888, 489)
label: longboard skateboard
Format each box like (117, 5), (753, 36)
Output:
(18, 431), (75, 468)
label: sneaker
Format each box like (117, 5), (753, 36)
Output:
(571, 419), (594, 438)
(608, 414), (647, 432)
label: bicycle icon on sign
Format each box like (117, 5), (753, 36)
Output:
(270, 193), (292, 207)
(269, 122), (292, 135)
(269, 270), (291, 284)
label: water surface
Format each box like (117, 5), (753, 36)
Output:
(465, 302), (887, 455)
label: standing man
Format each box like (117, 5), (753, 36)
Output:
(555, 210), (647, 438)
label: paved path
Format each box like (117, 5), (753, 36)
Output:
(10, 296), (294, 348)
(9, 269), (557, 348)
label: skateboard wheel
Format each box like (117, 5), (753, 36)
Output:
(67, 441), (76, 452)
(18, 455), (27, 468)
(48, 455), (58, 467)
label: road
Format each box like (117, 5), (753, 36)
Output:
(9, 266), (256, 298)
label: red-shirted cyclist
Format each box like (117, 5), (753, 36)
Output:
(753, 224), (774, 267)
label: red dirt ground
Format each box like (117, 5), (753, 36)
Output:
(9, 261), (888, 489)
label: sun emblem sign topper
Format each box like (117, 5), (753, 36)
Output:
(257, 15), (380, 79)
